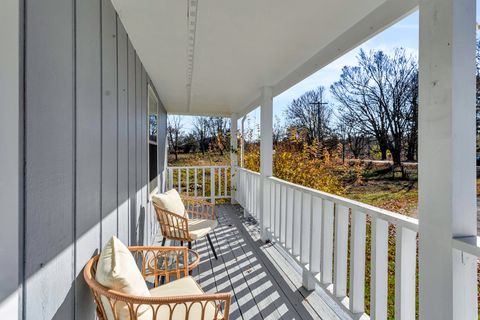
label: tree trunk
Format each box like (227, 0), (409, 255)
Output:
(380, 146), (388, 160)
(391, 148), (402, 166)
(406, 139), (417, 161)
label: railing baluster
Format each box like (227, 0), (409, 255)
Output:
(238, 170), (242, 206)
(395, 226), (416, 320)
(270, 180), (275, 235)
(349, 210), (366, 313)
(210, 167), (215, 204)
(321, 200), (334, 285)
(293, 189), (302, 256)
(262, 178), (271, 235)
(371, 217), (388, 319)
(224, 168), (227, 197)
(253, 173), (257, 218)
(256, 176), (261, 219)
(194, 168), (197, 197)
(169, 168), (173, 190)
(246, 173), (250, 214)
(177, 168), (181, 193)
(218, 167), (222, 196)
(246, 173), (248, 209)
(300, 192), (311, 264)
(286, 187), (294, 250)
(274, 183), (281, 240)
(280, 185), (287, 245)
(310, 196), (322, 276)
(334, 204), (349, 298)
(186, 168), (189, 196)
(202, 168), (205, 198)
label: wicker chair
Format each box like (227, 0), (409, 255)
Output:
(153, 195), (219, 259)
(84, 246), (231, 320)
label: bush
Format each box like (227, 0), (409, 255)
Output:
(243, 131), (358, 195)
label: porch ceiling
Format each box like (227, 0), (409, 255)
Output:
(112, 0), (417, 116)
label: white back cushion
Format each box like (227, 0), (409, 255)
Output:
(95, 236), (151, 319)
(152, 189), (186, 218)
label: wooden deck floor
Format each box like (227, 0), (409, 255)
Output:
(153, 204), (350, 320)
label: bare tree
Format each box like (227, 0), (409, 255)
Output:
(331, 48), (418, 166)
(405, 70), (418, 161)
(207, 117), (230, 155)
(192, 117), (209, 155)
(336, 119), (369, 160)
(273, 115), (284, 145)
(167, 115), (183, 161)
(285, 86), (332, 145)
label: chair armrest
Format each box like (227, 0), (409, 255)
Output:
(98, 291), (231, 320)
(181, 195), (215, 220)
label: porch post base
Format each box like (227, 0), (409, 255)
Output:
(302, 269), (316, 291)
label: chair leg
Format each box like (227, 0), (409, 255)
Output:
(161, 237), (166, 246)
(206, 234), (218, 260)
(188, 241), (193, 275)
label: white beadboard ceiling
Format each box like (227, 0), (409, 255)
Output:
(112, 0), (417, 116)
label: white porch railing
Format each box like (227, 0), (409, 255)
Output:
(170, 165), (479, 317)
(236, 167), (262, 220)
(166, 166), (231, 202)
(236, 166), (420, 318)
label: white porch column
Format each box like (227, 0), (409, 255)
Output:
(260, 86), (273, 242)
(418, 0), (477, 318)
(240, 116), (246, 168)
(230, 113), (238, 204)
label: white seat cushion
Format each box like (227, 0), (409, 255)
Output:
(188, 219), (218, 240)
(95, 236), (152, 320)
(149, 277), (221, 320)
(152, 189), (187, 218)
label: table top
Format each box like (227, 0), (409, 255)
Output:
(148, 249), (200, 274)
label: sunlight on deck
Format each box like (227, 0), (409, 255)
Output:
(153, 205), (342, 320)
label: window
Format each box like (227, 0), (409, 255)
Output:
(148, 85), (158, 194)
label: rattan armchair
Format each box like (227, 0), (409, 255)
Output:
(153, 195), (219, 259)
(84, 246), (231, 320)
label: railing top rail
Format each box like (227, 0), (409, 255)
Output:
(452, 236), (480, 257)
(268, 176), (419, 232)
(166, 165), (230, 169)
(236, 167), (261, 176)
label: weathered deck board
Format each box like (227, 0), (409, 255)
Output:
(152, 204), (347, 319)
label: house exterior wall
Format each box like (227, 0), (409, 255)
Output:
(0, 0), (22, 319)
(22, 0), (167, 318)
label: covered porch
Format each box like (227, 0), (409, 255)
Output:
(1, 0), (479, 318)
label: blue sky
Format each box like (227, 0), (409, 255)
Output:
(243, 10), (420, 138)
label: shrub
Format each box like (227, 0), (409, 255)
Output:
(243, 131), (354, 195)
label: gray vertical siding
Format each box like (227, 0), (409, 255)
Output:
(101, 0), (118, 247)
(141, 67), (148, 245)
(0, 0), (23, 318)
(127, 40), (137, 246)
(117, 20), (129, 245)
(74, 0), (102, 318)
(135, 56), (143, 245)
(23, 0), (167, 318)
(24, 0), (75, 318)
